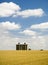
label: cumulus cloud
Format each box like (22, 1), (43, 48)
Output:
(14, 35), (47, 50)
(19, 29), (48, 49)
(30, 22), (48, 29)
(31, 36), (46, 49)
(20, 29), (37, 36)
(0, 21), (21, 50)
(0, 34), (19, 50)
(0, 21), (48, 50)
(16, 8), (44, 18)
(0, 2), (21, 17)
(0, 2), (45, 18)
(0, 21), (21, 30)
(19, 22), (48, 50)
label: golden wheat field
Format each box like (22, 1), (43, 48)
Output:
(0, 50), (48, 65)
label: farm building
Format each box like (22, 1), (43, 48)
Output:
(16, 42), (28, 50)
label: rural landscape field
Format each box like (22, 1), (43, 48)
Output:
(0, 50), (48, 65)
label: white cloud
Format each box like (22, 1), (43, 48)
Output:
(0, 21), (21, 30)
(19, 22), (48, 50)
(0, 21), (21, 50)
(16, 8), (44, 18)
(0, 34), (19, 50)
(0, 2), (45, 18)
(20, 29), (37, 36)
(14, 36), (47, 50)
(0, 2), (21, 17)
(19, 29), (46, 49)
(31, 22), (48, 29)
(0, 21), (48, 50)
(0, 21), (21, 49)
(6, 35), (48, 50)
(0, 24), (48, 50)
(31, 36), (46, 49)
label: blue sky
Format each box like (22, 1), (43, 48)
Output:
(0, 0), (48, 50)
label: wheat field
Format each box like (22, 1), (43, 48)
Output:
(0, 50), (48, 65)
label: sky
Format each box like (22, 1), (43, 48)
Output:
(0, 0), (48, 50)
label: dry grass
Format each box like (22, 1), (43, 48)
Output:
(0, 50), (48, 65)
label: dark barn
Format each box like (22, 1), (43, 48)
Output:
(16, 43), (28, 50)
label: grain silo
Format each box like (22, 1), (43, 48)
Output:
(16, 42), (28, 50)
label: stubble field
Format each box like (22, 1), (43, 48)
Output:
(0, 50), (48, 65)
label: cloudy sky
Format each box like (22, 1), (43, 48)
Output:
(0, 0), (48, 50)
